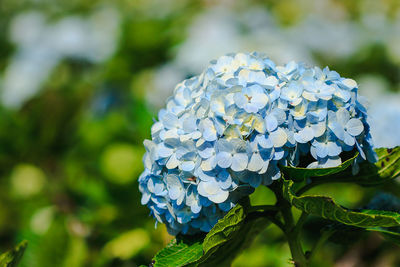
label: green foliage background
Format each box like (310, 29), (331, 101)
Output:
(0, 0), (400, 266)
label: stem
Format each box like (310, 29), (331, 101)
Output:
(248, 206), (284, 231)
(307, 229), (334, 263)
(293, 212), (308, 237)
(281, 201), (308, 267)
(272, 181), (308, 267)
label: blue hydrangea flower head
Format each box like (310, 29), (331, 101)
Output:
(139, 52), (377, 235)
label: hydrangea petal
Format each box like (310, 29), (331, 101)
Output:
(231, 153), (248, 171)
(346, 118), (364, 136)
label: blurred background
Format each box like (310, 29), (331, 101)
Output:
(1, 0), (400, 266)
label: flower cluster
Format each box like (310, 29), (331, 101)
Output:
(139, 52), (376, 235)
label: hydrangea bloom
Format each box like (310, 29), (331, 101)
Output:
(139, 52), (377, 235)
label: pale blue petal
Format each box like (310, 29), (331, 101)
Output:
(336, 108), (350, 125)
(157, 143), (174, 158)
(256, 134), (274, 149)
(198, 180), (218, 196)
(244, 103), (258, 113)
(327, 142), (342, 157)
(319, 156), (342, 168)
(273, 149), (285, 160)
(198, 146), (215, 159)
(166, 153), (180, 169)
(200, 156), (217, 171)
(343, 132), (355, 146)
(329, 122), (345, 140)
(161, 112), (179, 129)
(310, 145), (318, 159)
(181, 161), (195, 172)
(294, 127), (314, 143)
(216, 151), (233, 168)
(251, 93), (269, 110)
(315, 143), (328, 158)
(346, 118), (364, 136)
(248, 153), (264, 172)
(217, 171), (232, 190)
(182, 116), (197, 133)
(208, 190), (229, 203)
(311, 122), (326, 137)
(231, 153), (248, 171)
(233, 92), (247, 108)
(265, 114), (278, 132)
(141, 192), (151, 205)
(270, 128), (288, 147)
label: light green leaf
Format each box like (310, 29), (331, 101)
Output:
(281, 152), (358, 181)
(0, 241), (28, 267)
(283, 178), (400, 228)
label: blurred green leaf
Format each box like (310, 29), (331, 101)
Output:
(100, 143), (144, 184)
(283, 177), (400, 228)
(10, 164), (46, 198)
(280, 152), (358, 181)
(0, 241), (28, 267)
(103, 229), (150, 260)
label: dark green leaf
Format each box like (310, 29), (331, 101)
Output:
(196, 206), (269, 266)
(280, 152), (358, 181)
(0, 241), (28, 267)
(283, 178), (400, 228)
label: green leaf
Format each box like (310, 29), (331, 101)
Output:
(0, 241), (28, 267)
(196, 206), (269, 266)
(153, 236), (203, 267)
(152, 204), (270, 267)
(283, 178), (400, 228)
(280, 152), (358, 181)
(349, 147), (400, 186)
(202, 204), (245, 256)
(304, 147), (400, 187)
